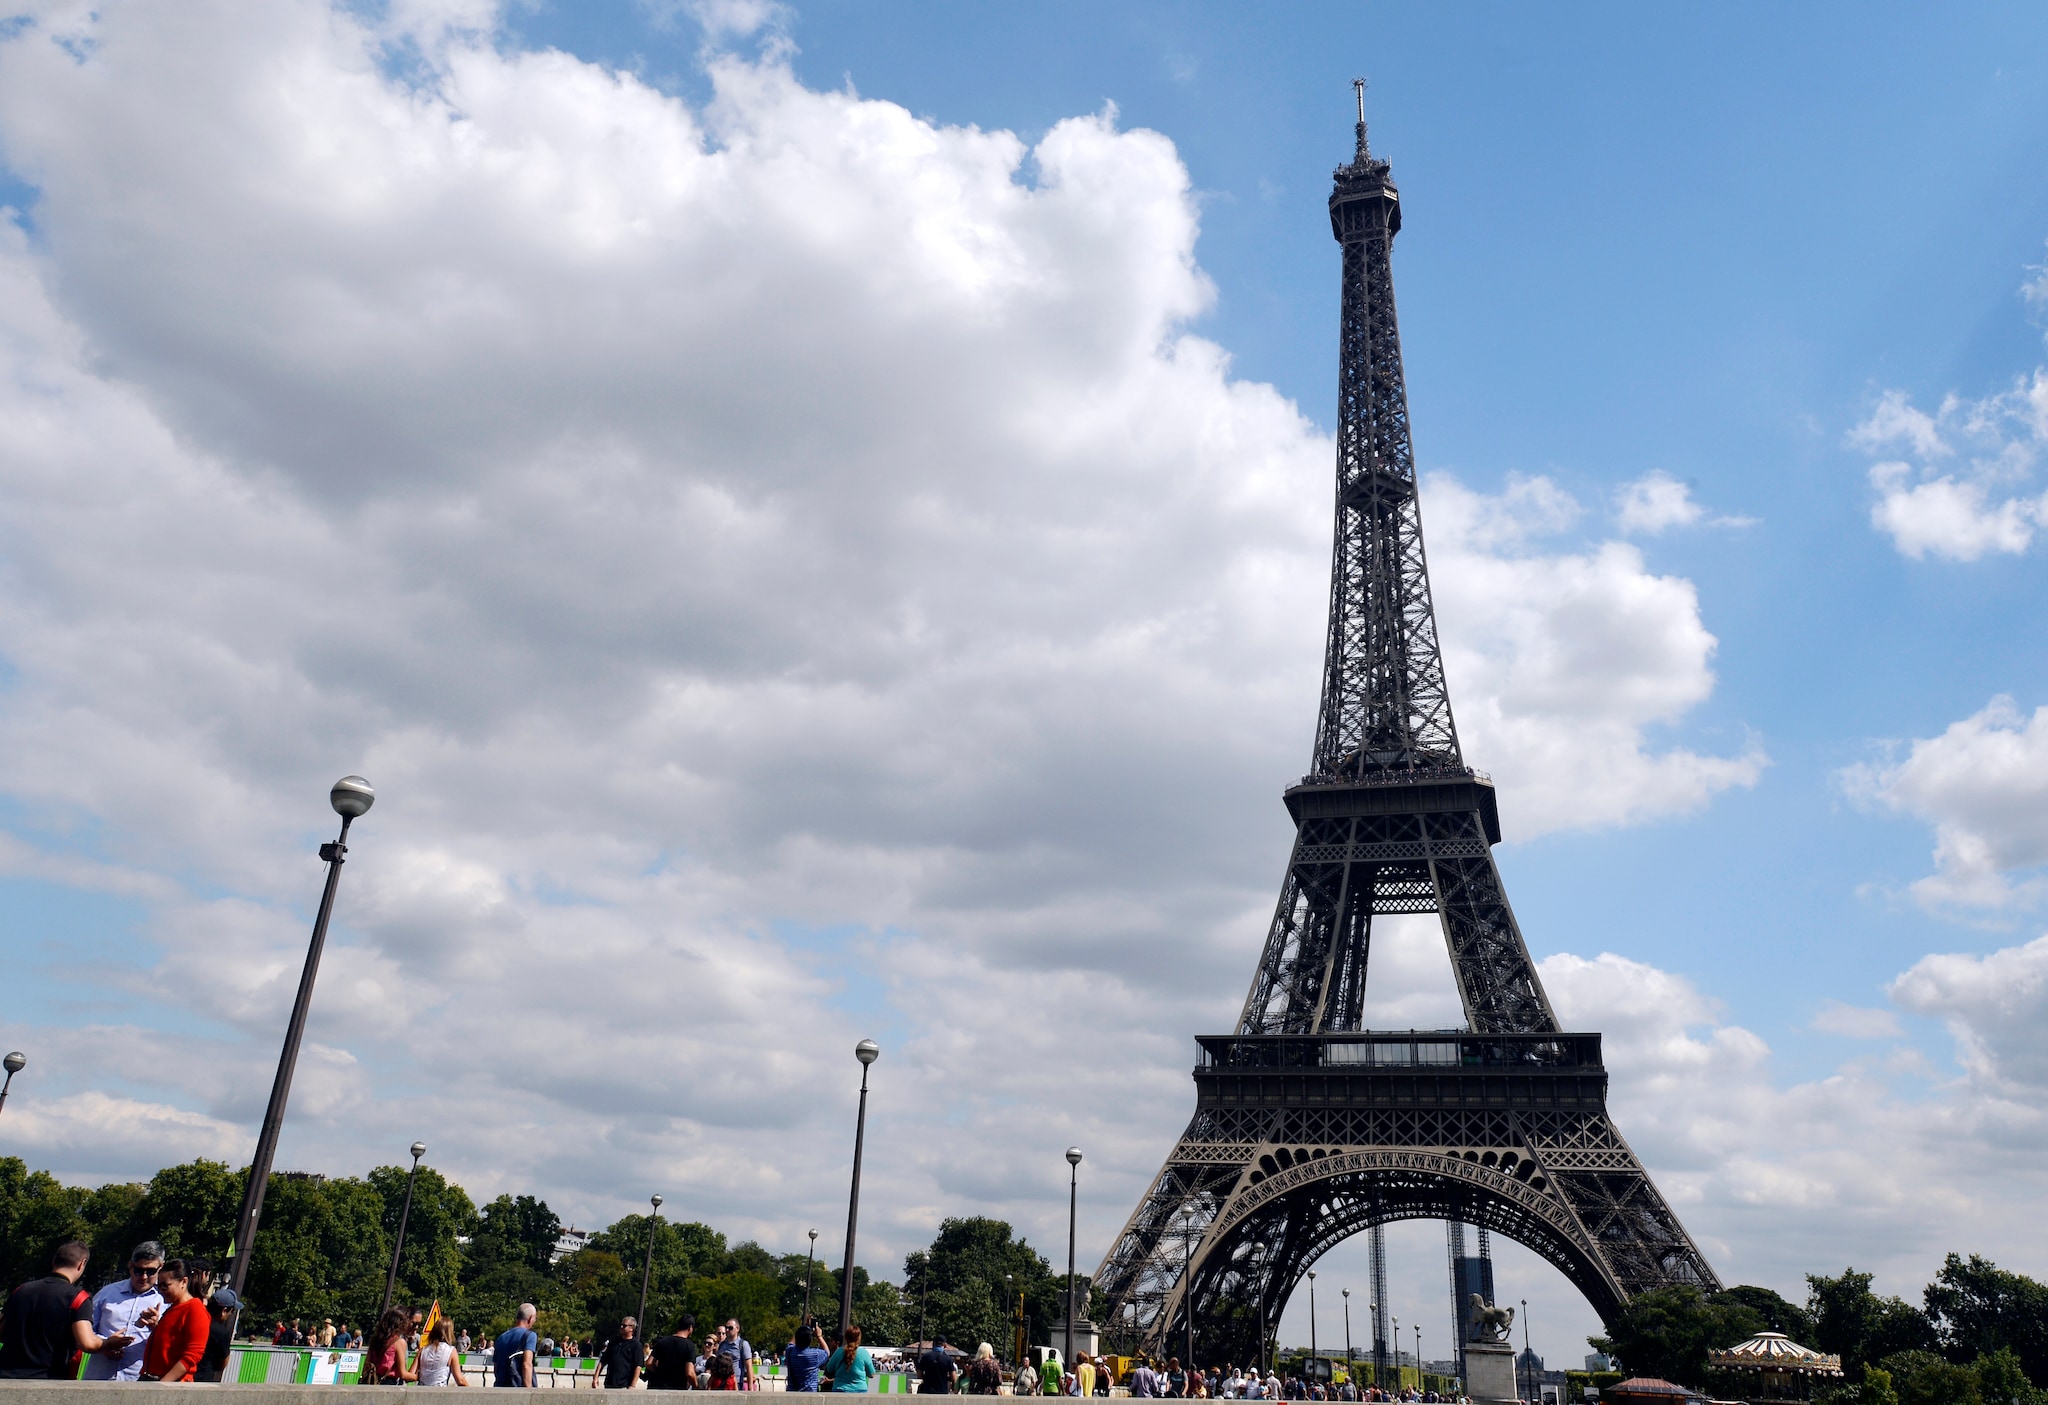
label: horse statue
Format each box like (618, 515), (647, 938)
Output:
(1466, 1294), (1515, 1344)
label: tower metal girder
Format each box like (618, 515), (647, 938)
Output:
(1090, 97), (1718, 1368)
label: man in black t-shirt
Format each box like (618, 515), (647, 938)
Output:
(195, 1288), (242, 1384)
(917, 1335), (958, 1394)
(598, 1318), (645, 1389)
(0, 1242), (96, 1379)
(647, 1314), (698, 1390)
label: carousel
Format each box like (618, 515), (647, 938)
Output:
(1704, 1331), (1845, 1403)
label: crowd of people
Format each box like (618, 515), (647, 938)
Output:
(3, 1239), (1464, 1400)
(0, 1241), (241, 1382)
(897, 1342), (1462, 1403)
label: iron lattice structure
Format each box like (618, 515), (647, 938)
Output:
(1091, 92), (1719, 1371)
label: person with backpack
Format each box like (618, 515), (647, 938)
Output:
(917, 1334), (957, 1394)
(0, 1242), (102, 1380)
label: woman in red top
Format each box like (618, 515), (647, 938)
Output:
(139, 1262), (209, 1383)
(365, 1307), (419, 1386)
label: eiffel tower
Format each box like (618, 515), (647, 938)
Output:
(1090, 84), (1719, 1370)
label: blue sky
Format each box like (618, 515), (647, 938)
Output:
(3, 0), (2048, 1373)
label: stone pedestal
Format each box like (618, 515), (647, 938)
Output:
(1048, 1319), (1100, 1357)
(1463, 1341), (1519, 1405)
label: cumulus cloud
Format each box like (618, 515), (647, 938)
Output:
(1854, 374), (2048, 560)
(1426, 474), (1766, 836)
(1842, 697), (2048, 912)
(1539, 947), (2048, 1291)
(0, 0), (1762, 1278)
(1613, 470), (1755, 535)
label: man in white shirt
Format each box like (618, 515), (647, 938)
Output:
(82, 1242), (165, 1381)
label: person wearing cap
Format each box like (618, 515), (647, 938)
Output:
(195, 1289), (243, 1384)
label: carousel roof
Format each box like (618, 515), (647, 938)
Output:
(1706, 1332), (1845, 1375)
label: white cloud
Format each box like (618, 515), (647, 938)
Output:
(1539, 947), (2048, 1292)
(1615, 471), (1704, 533)
(1427, 474), (1765, 837)
(0, 0), (1760, 1287)
(1854, 372), (2048, 560)
(1612, 470), (1755, 536)
(1842, 696), (2048, 912)
(1867, 461), (2038, 560)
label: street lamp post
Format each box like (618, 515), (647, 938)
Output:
(1520, 1299), (1531, 1404)
(804, 1230), (819, 1321)
(1179, 1203), (1198, 1372)
(1413, 1326), (1420, 1388)
(837, 1040), (880, 1338)
(378, 1141), (427, 1320)
(1308, 1271), (1318, 1384)
(1341, 1289), (1352, 1388)
(1064, 1148), (1083, 1375)
(0, 1051), (24, 1119)
(227, 776), (374, 1299)
(1391, 1316), (1398, 1390)
(637, 1195), (664, 1343)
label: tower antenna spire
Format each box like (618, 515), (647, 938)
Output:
(1352, 77), (1369, 160)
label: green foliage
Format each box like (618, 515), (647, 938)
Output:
(0, 1156), (95, 1288)
(1975, 1347), (2046, 1405)
(244, 1173), (392, 1328)
(1927, 1255), (2048, 1384)
(468, 1194), (561, 1277)
(1809, 1268), (1939, 1374)
(1879, 1349), (1984, 1405)
(1860, 1366), (1899, 1405)
(902, 1218), (1059, 1355)
(128, 1160), (242, 1263)
(1713, 1283), (1814, 1341)
(367, 1164), (475, 1310)
(1588, 1284), (1761, 1386)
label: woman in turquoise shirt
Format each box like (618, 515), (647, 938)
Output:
(824, 1325), (878, 1393)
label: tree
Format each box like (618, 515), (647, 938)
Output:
(0, 1157), (92, 1289)
(367, 1163), (475, 1311)
(903, 1219), (1059, 1355)
(127, 1160), (242, 1266)
(1860, 1366), (1899, 1405)
(1926, 1255), (2048, 1382)
(1878, 1349), (1983, 1405)
(1974, 1347), (2045, 1405)
(1712, 1284), (1814, 1342)
(858, 1280), (908, 1346)
(467, 1194), (561, 1276)
(244, 1174), (392, 1327)
(582, 1216), (730, 1340)
(1589, 1285), (1760, 1387)
(684, 1271), (793, 1355)
(1808, 1269), (1938, 1374)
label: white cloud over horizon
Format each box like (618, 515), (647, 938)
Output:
(0, 0), (2033, 1336)
(1842, 696), (2048, 913)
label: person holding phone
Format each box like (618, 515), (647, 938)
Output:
(137, 1261), (209, 1383)
(83, 1242), (165, 1381)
